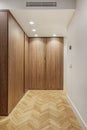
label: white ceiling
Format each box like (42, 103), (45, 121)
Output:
(10, 9), (75, 37)
(0, 0), (76, 9)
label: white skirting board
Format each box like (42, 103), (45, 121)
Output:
(67, 95), (87, 130)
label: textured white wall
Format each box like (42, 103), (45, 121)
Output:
(67, 0), (87, 128)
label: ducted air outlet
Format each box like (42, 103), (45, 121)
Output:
(26, 2), (57, 7)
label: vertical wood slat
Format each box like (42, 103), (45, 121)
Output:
(0, 12), (8, 115)
(36, 38), (46, 89)
(8, 13), (25, 113)
(46, 38), (64, 90)
(28, 38), (46, 89)
(29, 38), (37, 89)
(46, 38), (56, 89)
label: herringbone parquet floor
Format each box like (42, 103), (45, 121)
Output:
(0, 91), (82, 130)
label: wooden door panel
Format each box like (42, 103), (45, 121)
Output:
(29, 38), (37, 89)
(8, 14), (24, 113)
(46, 38), (63, 90)
(0, 11), (8, 115)
(55, 38), (63, 89)
(46, 38), (56, 89)
(28, 38), (46, 89)
(36, 38), (46, 89)
(28, 37), (63, 90)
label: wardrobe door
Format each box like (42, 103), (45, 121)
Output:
(28, 38), (46, 89)
(46, 38), (63, 90)
(36, 38), (46, 89)
(8, 14), (25, 113)
(0, 11), (8, 115)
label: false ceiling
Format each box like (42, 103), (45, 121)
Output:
(10, 9), (75, 37)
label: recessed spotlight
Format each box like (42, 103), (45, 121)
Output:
(29, 21), (34, 25)
(53, 34), (56, 37)
(32, 29), (36, 32)
(35, 34), (38, 37)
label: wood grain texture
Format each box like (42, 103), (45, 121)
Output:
(8, 13), (25, 113)
(0, 91), (82, 130)
(27, 37), (63, 90)
(36, 38), (46, 89)
(0, 12), (8, 115)
(25, 35), (29, 92)
(46, 38), (64, 90)
(28, 38), (46, 89)
(0, 11), (26, 115)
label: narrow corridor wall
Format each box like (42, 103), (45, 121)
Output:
(67, 0), (87, 128)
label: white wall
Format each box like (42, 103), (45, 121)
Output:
(64, 37), (68, 91)
(67, 0), (87, 129)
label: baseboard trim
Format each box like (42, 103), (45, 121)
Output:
(67, 95), (87, 130)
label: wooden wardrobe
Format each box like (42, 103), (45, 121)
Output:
(25, 37), (64, 90)
(0, 11), (28, 115)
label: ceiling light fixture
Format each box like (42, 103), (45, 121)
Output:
(32, 29), (36, 32)
(29, 21), (34, 25)
(35, 34), (38, 37)
(53, 34), (56, 37)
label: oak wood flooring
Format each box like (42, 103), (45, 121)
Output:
(0, 91), (82, 130)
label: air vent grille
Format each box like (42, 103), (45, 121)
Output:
(26, 2), (57, 7)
